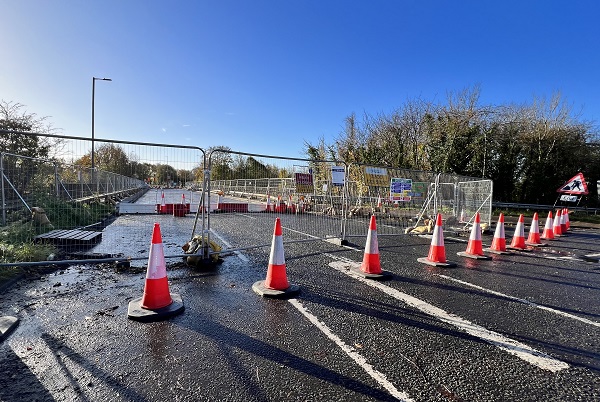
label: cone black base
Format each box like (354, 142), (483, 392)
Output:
(457, 251), (491, 260)
(252, 281), (300, 299)
(127, 293), (185, 322)
(0, 316), (19, 342)
(483, 248), (513, 255)
(417, 257), (457, 267)
(350, 266), (392, 280)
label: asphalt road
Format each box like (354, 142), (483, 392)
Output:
(1, 204), (599, 401)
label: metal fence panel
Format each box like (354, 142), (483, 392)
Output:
(342, 164), (493, 239)
(206, 149), (347, 252)
(0, 131), (205, 266)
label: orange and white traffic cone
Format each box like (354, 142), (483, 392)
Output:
(553, 209), (563, 237)
(541, 211), (555, 240)
(485, 213), (512, 254)
(265, 194), (272, 212)
(377, 195), (382, 209)
(253, 218), (300, 298)
(352, 215), (391, 279)
(418, 214), (456, 267)
(564, 208), (570, 230)
(128, 223), (184, 322)
(458, 212), (490, 259)
(159, 191), (166, 214)
(508, 214), (528, 250)
(459, 208), (467, 223)
(560, 208), (568, 234)
(526, 212), (546, 246)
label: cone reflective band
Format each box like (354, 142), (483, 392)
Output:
(541, 211), (554, 240)
(141, 223), (173, 309)
(361, 215), (382, 274)
(553, 209), (562, 236)
(264, 218), (289, 290)
(509, 214), (527, 250)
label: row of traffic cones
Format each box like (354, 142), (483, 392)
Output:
(418, 209), (572, 266)
(128, 208), (573, 322)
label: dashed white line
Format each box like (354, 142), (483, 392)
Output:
(325, 256), (569, 373)
(288, 298), (414, 402)
(436, 274), (600, 328)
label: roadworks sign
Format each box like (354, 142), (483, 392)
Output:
(557, 173), (588, 195)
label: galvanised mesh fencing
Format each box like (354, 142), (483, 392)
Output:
(0, 131), (492, 268)
(342, 164), (493, 240)
(206, 149), (348, 253)
(0, 131), (205, 266)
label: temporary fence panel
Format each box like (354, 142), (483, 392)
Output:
(343, 164), (438, 238)
(0, 131), (205, 267)
(342, 164), (493, 240)
(206, 149), (347, 254)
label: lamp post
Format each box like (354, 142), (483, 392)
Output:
(91, 77), (112, 171)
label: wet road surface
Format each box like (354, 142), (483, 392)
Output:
(1, 202), (600, 401)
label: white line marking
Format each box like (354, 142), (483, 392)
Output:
(209, 230), (249, 262)
(325, 256), (569, 372)
(436, 274), (600, 328)
(288, 298), (414, 402)
(237, 213), (257, 219)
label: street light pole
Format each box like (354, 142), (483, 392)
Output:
(91, 77), (112, 171)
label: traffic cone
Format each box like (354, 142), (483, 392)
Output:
(526, 212), (546, 246)
(377, 195), (382, 209)
(265, 194), (272, 212)
(553, 209), (563, 236)
(418, 214), (456, 267)
(128, 223), (184, 322)
(508, 214), (528, 250)
(352, 215), (391, 279)
(158, 191), (166, 214)
(253, 218), (300, 298)
(541, 211), (555, 240)
(458, 212), (490, 259)
(564, 208), (570, 230)
(560, 209), (568, 234)
(485, 213), (512, 254)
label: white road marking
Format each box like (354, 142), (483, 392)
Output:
(288, 298), (414, 402)
(325, 256), (569, 372)
(436, 274), (600, 328)
(209, 230), (249, 262)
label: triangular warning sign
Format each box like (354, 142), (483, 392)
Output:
(557, 173), (588, 195)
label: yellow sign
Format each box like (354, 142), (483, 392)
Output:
(364, 167), (389, 186)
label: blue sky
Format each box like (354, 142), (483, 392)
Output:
(1, 1), (599, 158)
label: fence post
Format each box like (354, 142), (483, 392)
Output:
(54, 162), (59, 197)
(1, 153), (5, 226)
